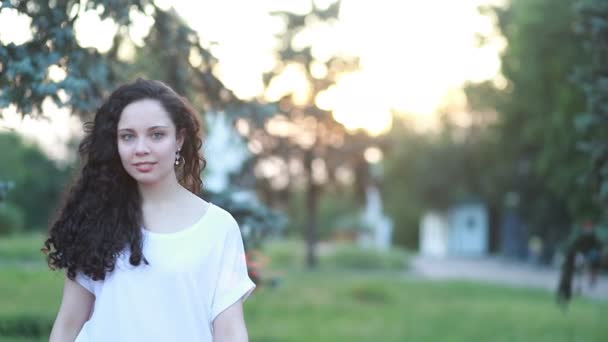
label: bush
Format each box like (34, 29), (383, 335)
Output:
(0, 132), (72, 232)
(0, 314), (53, 338)
(285, 187), (360, 240)
(320, 243), (409, 271)
(262, 239), (306, 269)
(0, 233), (46, 262)
(262, 239), (410, 271)
(0, 203), (25, 236)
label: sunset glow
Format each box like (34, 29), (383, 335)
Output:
(0, 0), (504, 155)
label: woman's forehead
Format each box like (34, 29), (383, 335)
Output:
(117, 98), (174, 130)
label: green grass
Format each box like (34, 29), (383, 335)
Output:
(0, 266), (62, 341)
(261, 238), (411, 271)
(0, 233), (46, 263)
(0, 234), (606, 341)
(245, 269), (606, 342)
(1, 266), (604, 341)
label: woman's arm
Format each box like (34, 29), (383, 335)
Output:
(49, 276), (95, 342)
(212, 298), (250, 342)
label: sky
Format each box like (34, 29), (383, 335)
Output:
(0, 0), (504, 160)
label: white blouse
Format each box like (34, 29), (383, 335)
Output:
(74, 202), (256, 341)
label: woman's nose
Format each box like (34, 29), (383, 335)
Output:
(135, 138), (150, 155)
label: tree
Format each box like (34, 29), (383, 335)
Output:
(0, 0), (139, 115)
(0, 0), (266, 118)
(0, 0), (285, 241)
(243, 0), (384, 268)
(382, 110), (505, 248)
(573, 0), (608, 208)
(0, 131), (71, 230)
(465, 0), (601, 255)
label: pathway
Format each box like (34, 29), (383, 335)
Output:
(409, 255), (608, 301)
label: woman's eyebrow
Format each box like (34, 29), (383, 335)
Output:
(118, 126), (169, 132)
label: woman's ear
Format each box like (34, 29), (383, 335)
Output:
(177, 128), (186, 150)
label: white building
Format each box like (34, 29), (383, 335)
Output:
(420, 202), (489, 258)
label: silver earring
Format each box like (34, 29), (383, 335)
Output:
(175, 150), (181, 166)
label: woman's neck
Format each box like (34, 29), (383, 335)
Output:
(138, 175), (185, 209)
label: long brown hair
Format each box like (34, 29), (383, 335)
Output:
(44, 78), (206, 280)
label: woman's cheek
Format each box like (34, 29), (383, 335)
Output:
(117, 143), (132, 170)
(158, 141), (175, 166)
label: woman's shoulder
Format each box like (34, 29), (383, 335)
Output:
(207, 202), (240, 232)
(182, 190), (240, 235)
(189, 203), (240, 250)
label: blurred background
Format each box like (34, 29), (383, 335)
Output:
(0, 0), (607, 341)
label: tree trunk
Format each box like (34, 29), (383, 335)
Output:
(304, 149), (319, 269)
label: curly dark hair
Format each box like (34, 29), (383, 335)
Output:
(43, 78), (206, 281)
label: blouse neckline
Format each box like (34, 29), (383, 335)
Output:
(141, 202), (216, 239)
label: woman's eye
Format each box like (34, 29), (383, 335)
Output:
(121, 134), (134, 141)
(152, 132), (165, 139)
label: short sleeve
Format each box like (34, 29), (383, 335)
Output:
(75, 271), (95, 294)
(210, 221), (256, 322)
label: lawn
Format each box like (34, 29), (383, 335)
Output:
(0, 234), (606, 341)
(245, 269), (606, 342)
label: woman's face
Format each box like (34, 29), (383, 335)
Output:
(117, 98), (184, 186)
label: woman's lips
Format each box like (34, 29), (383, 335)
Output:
(134, 162), (156, 172)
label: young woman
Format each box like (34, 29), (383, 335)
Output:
(44, 78), (256, 341)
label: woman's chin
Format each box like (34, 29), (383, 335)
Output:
(128, 170), (158, 184)
(129, 169), (173, 186)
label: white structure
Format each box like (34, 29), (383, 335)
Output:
(203, 111), (250, 193)
(447, 203), (488, 256)
(419, 202), (489, 257)
(420, 211), (448, 258)
(202, 111), (259, 238)
(358, 183), (394, 251)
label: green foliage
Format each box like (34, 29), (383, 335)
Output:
(382, 118), (502, 248)
(285, 187), (361, 240)
(262, 238), (306, 269)
(0, 315), (53, 339)
(262, 238), (409, 271)
(573, 0), (608, 210)
(318, 190), (362, 240)
(0, 0), (266, 119)
(0, 132), (71, 230)
(0, 203), (25, 236)
(0, 232), (45, 262)
(463, 0), (602, 251)
(0, 0), (138, 114)
(319, 243), (409, 271)
(382, 0), (606, 250)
